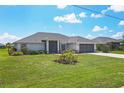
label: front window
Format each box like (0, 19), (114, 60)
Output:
(21, 44), (27, 49)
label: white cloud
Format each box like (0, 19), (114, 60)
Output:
(57, 5), (67, 9)
(54, 13), (82, 24)
(0, 33), (21, 44)
(92, 25), (108, 32)
(86, 34), (93, 39)
(118, 20), (124, 26)
(111, 32), (124, 39)
(101, 9), (108, 14)
(101, 5), (124, 15)
(108, 5), (124, 12)
(58, 25), (63, 28)
(79, 12), (87, 18)
(90, 13), (103, 18)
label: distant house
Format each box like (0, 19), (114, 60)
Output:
(92, 37), (120, 50)
(14, 32), (96, 53)
(0, 43), (5, 48)
(92, 37), (119, 44)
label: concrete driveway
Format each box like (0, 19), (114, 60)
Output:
(89, 53), (124, 59)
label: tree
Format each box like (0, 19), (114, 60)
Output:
(5, 43), (13, 55)
(120, 35), (124, 46)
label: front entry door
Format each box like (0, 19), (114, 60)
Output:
(49, 41), (58, 53)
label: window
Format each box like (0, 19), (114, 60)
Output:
(21, 44), (27, 48)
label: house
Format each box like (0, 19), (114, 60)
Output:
(92, 37), (119, 44)
(92, 37), (120, 50)
(0, 43), (5, 48)
(14, 32), (96, 53)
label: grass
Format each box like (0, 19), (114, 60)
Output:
(0, 49), (124, 88)
(111, 51), (124, 54)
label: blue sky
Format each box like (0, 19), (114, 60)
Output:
(0, 5), (124, 43)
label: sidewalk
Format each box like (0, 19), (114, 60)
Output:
(89, 53), (124, 59)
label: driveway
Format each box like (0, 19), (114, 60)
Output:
(89, 53), (124, 59)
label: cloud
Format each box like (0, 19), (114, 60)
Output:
(102, 5), (124, 14)
(54, 13), (82, 24)
(118, 20), (124, 26)
(0, 33), (21, 44)
(86, 34), (93, 39)
(79, 12), (87, 18)
(58, 25), (63, 28)
(92, 25), (108, 32)
(57, 5), (67, 9)
(90, 13), (103, 18)
(101, 9), (108, 14)
(108, 5), (124, 12)
(111, 32), (124, 39)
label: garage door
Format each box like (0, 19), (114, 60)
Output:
(79, 44), (94, 53)
(49, 41), (58, 54)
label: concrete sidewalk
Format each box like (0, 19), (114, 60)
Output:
(89, 53), (124, 59)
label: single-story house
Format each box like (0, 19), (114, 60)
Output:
(14, 32), (96, 53)
(92, 37), (120, 50)
(92, 37), (119, 44)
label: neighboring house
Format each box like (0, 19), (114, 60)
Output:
(92, 37), (119, 44)
(0, 43), (5, 48)
(14, 32), (96, 53)
(92, 37), (120, 50)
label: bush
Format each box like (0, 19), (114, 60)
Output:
(11, 52), (23, 56)
(28, 51), (40, 55)
(118, 46), (124, 51)
(8, 47), (17, 56)
(21, 47), (28, 55)
(55, 49), (78, 64)
(97, 44), (110, 53)
(39, 50), (47, 54)
(27, 50), (47, 55)
(97, 44), (103, 51)
(101, 45), (110, 53)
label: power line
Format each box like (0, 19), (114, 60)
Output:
(72, 5), (124, 20)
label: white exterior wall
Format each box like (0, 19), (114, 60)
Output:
(75, 43), (79, 52)
(46, 40), (49, 53)
(67, 43), (79, 52)
(15, 43), (21, 51)
(94, 44), (97, 52)
(27, 43), (45, 51)
(57, 41), (60, 53)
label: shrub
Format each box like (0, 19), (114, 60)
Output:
(96, 44), (110, 53)
(28, 51), (40, 55)
(21, 47), (28, 55)
(27, 50), (47, 55)
(55, 49), (78, 64)
(97, 44), (103, 51)
(118, 46), (124, 51)
(101, 45), (110, 53)
(7, 47), (17, 56)
(11, 52), (23, 56)
(39, 50), (47, 54)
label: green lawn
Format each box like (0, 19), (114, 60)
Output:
(111, 51), (124, 54)
(0, 49), (124, 88)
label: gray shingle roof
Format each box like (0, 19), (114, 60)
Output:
(92, 37), (119, 44)
(14, 32), (69, 43)
(16, 32), (120, 44)
(68, 36), (95, 44)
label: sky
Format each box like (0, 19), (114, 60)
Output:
(0, 5), (124, 43)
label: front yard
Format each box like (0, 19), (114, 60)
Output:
(0, 49), (124, 88)
(111, 51), (124, 54)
